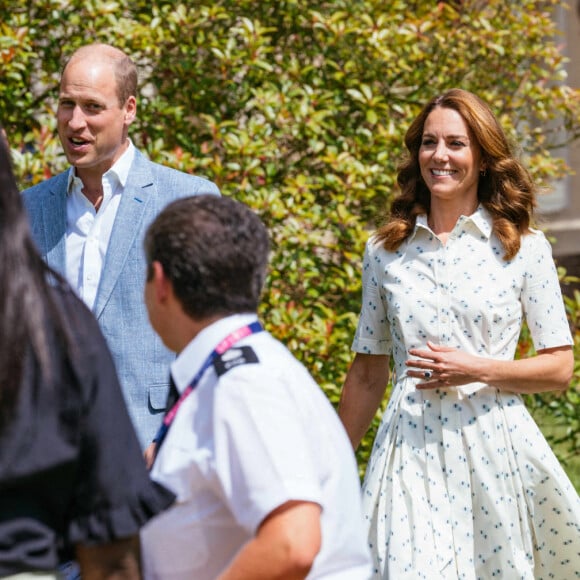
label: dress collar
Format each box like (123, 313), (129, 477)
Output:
(412, 205), (493, 241)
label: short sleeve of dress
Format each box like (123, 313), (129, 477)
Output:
(58, 289), (175, 544)
(520, 231), (573, 351)
(351, 237), (392, 355)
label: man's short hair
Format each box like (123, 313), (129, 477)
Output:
(62, 43), (138, 106)
(144, 195), (270, 320)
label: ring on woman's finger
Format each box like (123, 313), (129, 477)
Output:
(423, 370), (433, 379)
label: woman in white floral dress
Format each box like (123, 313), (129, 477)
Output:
(339, 89), (580, 579)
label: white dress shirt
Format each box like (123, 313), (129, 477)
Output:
(65, 142), (135, 309)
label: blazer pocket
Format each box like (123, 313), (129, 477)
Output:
(148, 385), (169, 411)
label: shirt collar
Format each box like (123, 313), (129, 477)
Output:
(170, 313), (259, 394)
(412, 204), (493, 241)
(66, 140), (136, 193)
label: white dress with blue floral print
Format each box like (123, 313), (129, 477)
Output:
(352, 208), (580, 579)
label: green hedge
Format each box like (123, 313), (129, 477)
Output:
(2, 0), (579, 484)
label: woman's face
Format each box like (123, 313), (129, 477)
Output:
(419, 106), (484, 205)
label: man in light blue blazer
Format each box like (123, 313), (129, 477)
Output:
(22, 43), (220, 451)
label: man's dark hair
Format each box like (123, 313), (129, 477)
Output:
(144, 195), (270, 320)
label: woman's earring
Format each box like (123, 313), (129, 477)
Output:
(480, 169), (487, 177)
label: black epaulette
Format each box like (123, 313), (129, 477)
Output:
(213, 346), (260, 377)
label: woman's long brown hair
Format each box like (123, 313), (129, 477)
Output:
(376, 88), (536, 261)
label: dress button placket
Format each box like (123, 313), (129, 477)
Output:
(431, 235), (476, 578)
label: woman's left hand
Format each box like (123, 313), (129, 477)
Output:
(406, 342), (573, 394)
(405, 341), (482, 389)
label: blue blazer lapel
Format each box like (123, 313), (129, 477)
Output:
(93, 151), (154, 319)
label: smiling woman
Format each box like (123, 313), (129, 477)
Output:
(418, 107), (483, 239)
(338, 88), (580, 579)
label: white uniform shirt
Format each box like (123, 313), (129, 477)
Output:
(65, 142), (135, 309)
(142, 313), (372, 580)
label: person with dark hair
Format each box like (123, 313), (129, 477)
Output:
(0, 127), (174, 576)
(338, 89), (580, 578)
(139, 194), (372, 579)
(21, 43), (220, 453)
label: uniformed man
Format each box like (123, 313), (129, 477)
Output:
(140, 194), (372, 580)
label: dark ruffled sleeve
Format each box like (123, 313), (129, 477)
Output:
(67, 480), (175, 544)
(57, 287), (175, 545)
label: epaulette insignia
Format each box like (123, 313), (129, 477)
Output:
(213, 346), (259, 377)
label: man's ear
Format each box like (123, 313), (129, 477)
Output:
(151, 261), (171, 303)
(124, 95), (137, 125)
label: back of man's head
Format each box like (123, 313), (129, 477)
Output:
(145, 195), (270, 320)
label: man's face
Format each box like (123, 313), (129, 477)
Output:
(57, 56), (136, 180)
